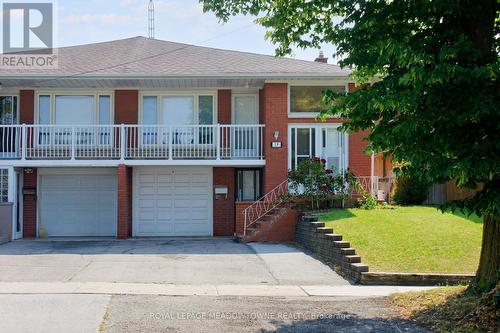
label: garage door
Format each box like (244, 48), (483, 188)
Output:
(134, 167), (212, 236)
(39, 169), (117, 237)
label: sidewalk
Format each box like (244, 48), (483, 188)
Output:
(0, 282), (435, 297)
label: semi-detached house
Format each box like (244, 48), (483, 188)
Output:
(0, 37), (371, 240)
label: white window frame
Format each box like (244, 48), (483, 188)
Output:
(34, 91), (115, 125)
(287, 81), (349, 118)
(0, 95), (19, 125)
(288, 124), (349, 171)
(139, 91), (218, 126)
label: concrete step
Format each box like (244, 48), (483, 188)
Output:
(350, 263), (369, 273)
(333, 241), (350, 248)
(340, 248), (356, 255)
(325, 233), (342, 241)
(309, 221), (325, 228)
(345, 255), (361, 263)
(315, 227), (334, 234)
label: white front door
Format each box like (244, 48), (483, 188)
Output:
(39, 169), (117, 237)
(134, 167), (212, 237)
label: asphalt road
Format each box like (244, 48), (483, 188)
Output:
(0, 294), (431, 332)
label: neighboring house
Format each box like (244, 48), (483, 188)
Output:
(0, 37), (371, 240)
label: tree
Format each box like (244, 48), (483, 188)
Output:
(201, 0), (500, 290)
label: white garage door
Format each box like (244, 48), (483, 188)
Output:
(134, 167), (212, 237)
(39, 169), (117, 237)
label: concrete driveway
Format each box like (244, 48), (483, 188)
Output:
(0, 239), (349, 286)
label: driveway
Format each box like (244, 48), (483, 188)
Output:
(0, 239), (349, 286)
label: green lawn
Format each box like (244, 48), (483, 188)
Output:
(319, 206), (483, 274)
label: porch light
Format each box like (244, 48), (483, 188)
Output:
(273, 131), (279, 140)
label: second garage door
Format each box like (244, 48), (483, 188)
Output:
(134, 167), (212, 237)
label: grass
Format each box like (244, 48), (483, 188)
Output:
(319, 206), (483, 273)
(391, 286), (499, 332)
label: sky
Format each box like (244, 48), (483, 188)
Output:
(12, 0), (338, 63)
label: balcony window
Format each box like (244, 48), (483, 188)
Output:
(38, 95), (51, 125)
(0, 96), (18, 125)
(55, 96), (94, 125)
(289, 85), (345, 114)
(163, 96), (194, 125)
(198, 96), (214, 125)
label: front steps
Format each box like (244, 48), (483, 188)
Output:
(240, 205), (298, 243)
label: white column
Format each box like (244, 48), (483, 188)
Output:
(371, 152), (375, 197)
(7, 167), (15, 203)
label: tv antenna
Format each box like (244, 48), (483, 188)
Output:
(148, 0), (155, 39)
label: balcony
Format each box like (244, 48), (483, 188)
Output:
(0, 124), (265, 166)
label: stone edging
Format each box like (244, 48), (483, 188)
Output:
(359, 272), (474, 286)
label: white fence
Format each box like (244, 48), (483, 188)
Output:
(0, 124), (265, 161)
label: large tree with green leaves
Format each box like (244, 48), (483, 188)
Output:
(201, 0), (500, 290)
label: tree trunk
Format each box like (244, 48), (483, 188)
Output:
(476, 214), (500, 290)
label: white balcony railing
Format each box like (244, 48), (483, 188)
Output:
(0, 124), (265, 161)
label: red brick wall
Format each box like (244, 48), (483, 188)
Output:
(117, 165), (133, 239)
(213, 167), (235, 236)
(217, 90), (231, 124)
(23, 168), (37, 238)
(262, 83), (289, 193)
(115, 90), (139, 124)
(349, 130), (371, 177)
(19, 90), (35, 124)
(235, 201), (253, 236)
(347, 83), (371, 177)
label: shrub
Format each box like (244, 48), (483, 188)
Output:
(357, 191), (377, 210)
(287, 157), (357, 210)
(393, 174), (431, 205)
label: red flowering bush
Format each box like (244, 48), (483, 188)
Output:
(287, 157), (358, 210)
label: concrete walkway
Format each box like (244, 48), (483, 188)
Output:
(0, 282), (435, 297)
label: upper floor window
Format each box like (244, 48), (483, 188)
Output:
(37, 94), (112, 125)
(289, 85), (346, 114)
(141, 94), (215, 125)
(0, 96), (18, 125)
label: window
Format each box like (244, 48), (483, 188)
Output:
(55, 95), (94, 125)
(142, 96), (158, 125)
(233, 95), (257, 124)
(236, 169), (262, 201)
(0, 96), (18, 125)
(37, 93), (112, 125)
(38, 95), (51, 124)
(98, 96), (111, 125)
(163, 96), (194, 125)
(0, 169), (8, 203)
(141, 93), (216, 126)
(290, 85), (345, 113)
(198, 96), (214, 125)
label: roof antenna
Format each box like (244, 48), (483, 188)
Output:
(148, 0), (155, 39)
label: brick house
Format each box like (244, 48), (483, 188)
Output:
(0, 37), (371, 240)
